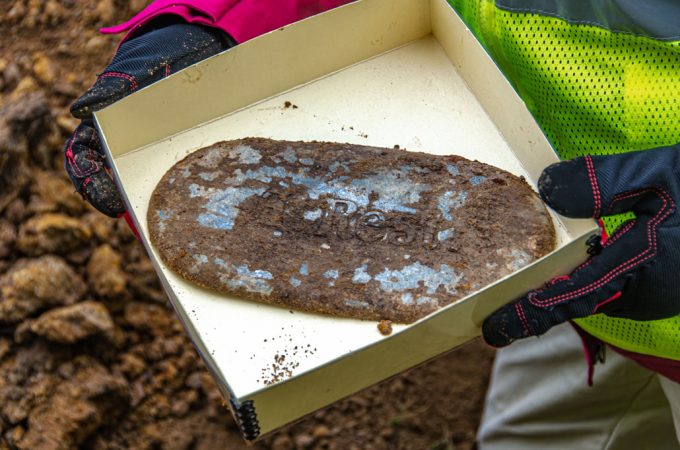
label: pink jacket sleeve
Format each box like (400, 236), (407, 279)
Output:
(101, 0), (354, 44)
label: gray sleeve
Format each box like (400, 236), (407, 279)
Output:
(495, 0), (680, 41)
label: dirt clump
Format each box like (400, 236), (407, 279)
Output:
(16, 213), (92, 256)
(0, 256), (86, 323)
(0, 92), (49, 212)
(28, 170), (86, 216)
(123, 302), (174, 336)
(87, 244), (126, 299)
(28, 300), (115, 344)
(0, 220), (17, 259)
(15, 356), (129, 450)
(378, 320), (393, 336)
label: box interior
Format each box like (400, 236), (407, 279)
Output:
(95, 0), (596, 438)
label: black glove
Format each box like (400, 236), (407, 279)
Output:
(483, 145), (680, 347)
(64, 20), (234, 217)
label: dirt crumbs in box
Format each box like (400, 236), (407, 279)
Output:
(254, 328), (318, 386)
(148, 138), (555, 323)
(259, 345), (316, 386)
(0, 2), (493, 448)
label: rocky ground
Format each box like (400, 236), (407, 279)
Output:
(0, 1), (495, 449)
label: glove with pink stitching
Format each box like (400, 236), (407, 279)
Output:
(63, 19), (234, 217)
(483, 145), (680, 347)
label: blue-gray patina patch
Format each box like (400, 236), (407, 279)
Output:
(375, 262), (464, 295)
(345, 299), (369, 309)
(438, 191), (468, 221)
(192, 161), (434, 231)
(352, 264), (372, 284)
(193, 254), (208, 264)
(157, 209), (173, 231)
(198, 172), (219, 181)
(228, 144), (262, 165)
(437, 228), (455, 241)
(303, 209), (323, 221)
(470, 175), (486, 186)
(323, 269), (339, 279)
(195, 186), (266, 231)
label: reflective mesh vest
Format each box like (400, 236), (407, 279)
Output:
(448, 0), (680, 359)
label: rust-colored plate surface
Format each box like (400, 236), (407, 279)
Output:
(147, 138), (555, 323)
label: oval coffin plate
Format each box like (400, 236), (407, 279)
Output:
(148, 138), (555, 323)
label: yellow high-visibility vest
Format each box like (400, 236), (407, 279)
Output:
(448, 0), (680, 359)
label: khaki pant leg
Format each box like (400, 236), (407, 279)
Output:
(660, 376), (680, 442)
(477, 323), (679, 450)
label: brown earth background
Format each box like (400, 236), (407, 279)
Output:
(0, 1), (495, 449)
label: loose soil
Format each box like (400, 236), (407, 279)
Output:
(0, 2), (495, 449)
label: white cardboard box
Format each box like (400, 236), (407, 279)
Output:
(95, 0), (596, 440)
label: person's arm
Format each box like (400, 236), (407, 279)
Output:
(100, 0), (352, 46)
(63, 0), (352, 218)
(483, 145), (680, 347)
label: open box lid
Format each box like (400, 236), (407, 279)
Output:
(94, 0), (597, 440)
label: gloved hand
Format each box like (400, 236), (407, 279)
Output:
(483, 145), (680, 347)
(64, 20), (234, 217)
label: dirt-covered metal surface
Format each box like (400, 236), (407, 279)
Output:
(148, 138), (555, 323)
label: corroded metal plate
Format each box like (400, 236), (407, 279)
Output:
(148, 138), (555, 323)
